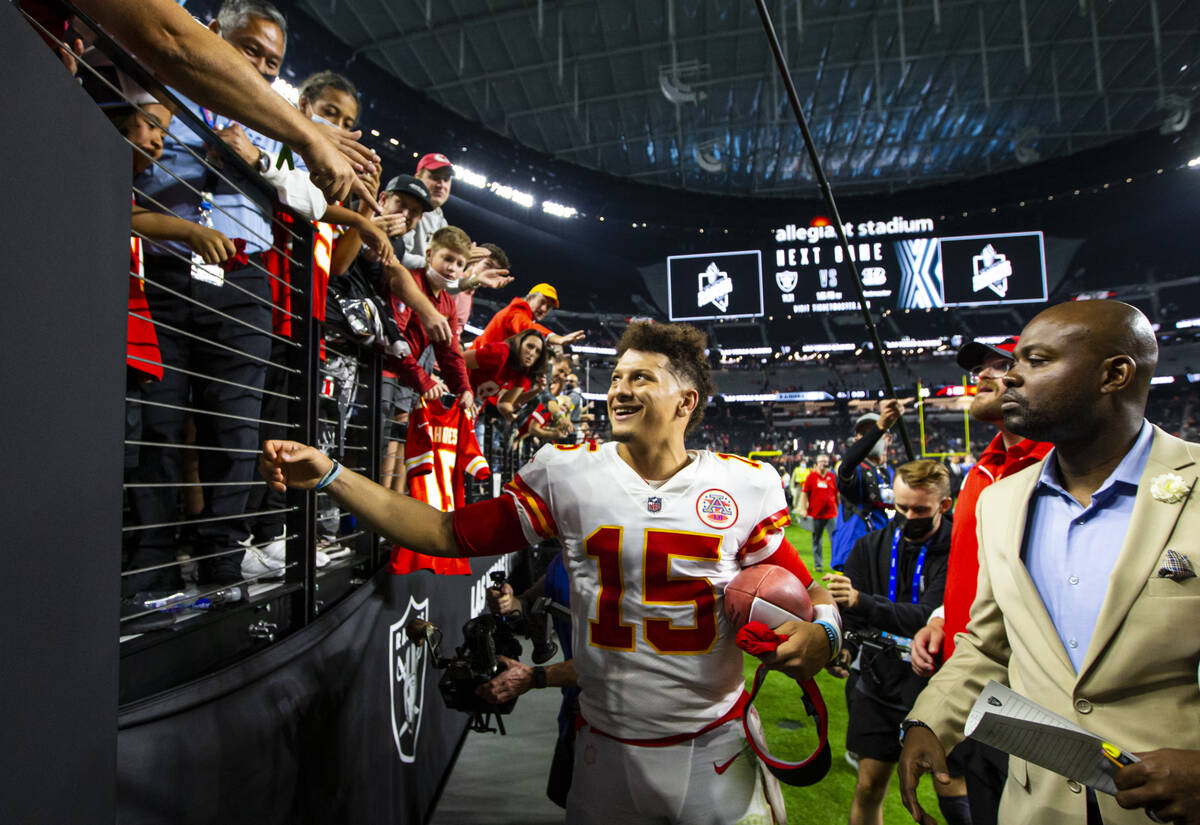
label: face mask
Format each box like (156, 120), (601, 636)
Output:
(426, 269), (459, 291)
(895, 513), (936, 541)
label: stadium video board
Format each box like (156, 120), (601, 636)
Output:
(665, 217), (1050, 319)
(667, 249), (765, 321)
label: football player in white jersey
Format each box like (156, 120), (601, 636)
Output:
(260, 321), (839, 824)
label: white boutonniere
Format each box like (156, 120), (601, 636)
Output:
(1150, 473), (1190, 504)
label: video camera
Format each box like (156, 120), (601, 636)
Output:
(416, 572), (565, 734)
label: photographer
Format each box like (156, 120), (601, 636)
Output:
(476, 554), (579, 808)
(823, 460), (969, 825)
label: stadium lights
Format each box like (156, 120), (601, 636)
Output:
(1188, 157), (1200, 168)
(571, 345), (618, 356)
(543, 201), (578, 218)
(455, 165), (487, 188)
(1175, 318), (1200, 329)
(1151, 376), (1176, 385)
(719, 347), (772, 356)
(801, 343), (855, 353)
(489, 182), (534, 208)
(271, 77), (300, 105)
(463, 323), (485, 336)
(369, 129), (380, 137)
(884, 338), (942, 349)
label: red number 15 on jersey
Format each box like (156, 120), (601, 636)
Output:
(585, 526), (723, 655)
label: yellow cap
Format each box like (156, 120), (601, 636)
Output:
(529, 283), (559, 307)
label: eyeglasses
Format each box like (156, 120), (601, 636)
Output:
(969, 359), (1012, 381)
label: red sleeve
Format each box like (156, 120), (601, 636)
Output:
(451, 496), (529, 557)
(756, 537), (814, 587)
(530, 322), (554, 337)
(477, 342), (508, 373)
(434, 337), (471, 395)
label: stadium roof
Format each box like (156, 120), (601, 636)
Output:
(301, 0), (1198, 196)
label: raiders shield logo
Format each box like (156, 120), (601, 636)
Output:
(389, 596), (430, 764)
(776, 269), (798, 293)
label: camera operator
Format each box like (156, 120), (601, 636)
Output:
(823, 460), (970, 825)
(476, 554), (579, 808)
(830, 401), (903, 571)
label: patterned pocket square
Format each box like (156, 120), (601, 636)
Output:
(1158, 549), (1197, 581)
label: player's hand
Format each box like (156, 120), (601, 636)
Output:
(185, 225), (238, 264)
(824, 648), (851, 679)
(898, 724), (953, 825)
(258, 439), (333, 493)
(878, 398), (905, 430)
(756, 620), (832, 682)
(822, 573), (859, 610)
(422, 378), (449, 401)
(911, 617), (945, 677)
(418, 308), (453, 344)
(486, 582), (517, 616)
(475, 656), (533, 704)
(1115, 749), (1200, 824)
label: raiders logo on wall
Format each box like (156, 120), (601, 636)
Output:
(389, 596), (430, 764)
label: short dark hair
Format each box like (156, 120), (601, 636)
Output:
(299, 71), (359, 119)
(504, 329), (549, 377)
(217, 0), (287, 40)
(480, 242), (509, 271)
(616, 321), (715, 435)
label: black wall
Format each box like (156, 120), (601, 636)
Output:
(1, 6), (129, 824)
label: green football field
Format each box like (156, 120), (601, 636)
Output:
(743, 522), (943, 824)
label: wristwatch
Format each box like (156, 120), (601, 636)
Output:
(532, 665), (547, 689)
(899, 718), (932, 745)
(255, 148), (270, 173)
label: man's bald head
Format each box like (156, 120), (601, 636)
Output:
(1000, 301), (1158, 445)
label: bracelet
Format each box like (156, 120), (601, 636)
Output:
(314, 459), (343, 491)
(532, 665), (547, 689)
(899, 718), (932, 745)
(814, 620), (840, 662)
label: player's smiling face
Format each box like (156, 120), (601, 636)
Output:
(608, 350), (692, 444)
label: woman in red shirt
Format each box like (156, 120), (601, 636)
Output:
(464, 329), (549, 419)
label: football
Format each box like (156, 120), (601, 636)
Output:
(723, 565), (813, 630)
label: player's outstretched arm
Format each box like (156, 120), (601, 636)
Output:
(259, 440), (458, 556)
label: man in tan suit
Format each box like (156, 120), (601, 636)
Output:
(897, 301), (1200, 825)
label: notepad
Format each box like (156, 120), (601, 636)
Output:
(964, 681), (1138, 795)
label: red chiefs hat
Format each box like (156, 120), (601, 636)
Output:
(956, 336), (1018, 371)
(416, 152), (454, 175)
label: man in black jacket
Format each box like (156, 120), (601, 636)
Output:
(823, 459), (970, 825)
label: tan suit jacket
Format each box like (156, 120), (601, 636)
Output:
(910, 425), (1200, 825)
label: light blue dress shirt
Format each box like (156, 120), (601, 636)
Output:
(1023, 421), (1154, 672)
(139, 95), (280, 255)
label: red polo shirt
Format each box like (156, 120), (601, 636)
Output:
(801, 470), (839, 519)
(469, 296), (553, 349)
(942, 432), (1052, 659)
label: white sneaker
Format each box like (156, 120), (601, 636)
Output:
(241, 532), (286, 579)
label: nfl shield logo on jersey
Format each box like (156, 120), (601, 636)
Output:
(389, 596), (430, 764)
(647, 496), (662, 513)
(696, 488), (739, 529)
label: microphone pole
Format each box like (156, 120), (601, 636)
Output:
(751, 0), (916, 461)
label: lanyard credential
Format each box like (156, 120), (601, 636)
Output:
(888, 528), (928, 604)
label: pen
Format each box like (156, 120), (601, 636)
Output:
(1102, 743), (1165, 824)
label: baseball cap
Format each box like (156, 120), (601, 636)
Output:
(416, 152), (454, 176)
(854, 412), (880, 436)
(956, 337), (1019, 372)
(529, 283), (559, 308)
(382, 174), (433, 212)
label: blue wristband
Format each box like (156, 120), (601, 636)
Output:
(314, 459), (342, 491)
(814, 619), (841, 662)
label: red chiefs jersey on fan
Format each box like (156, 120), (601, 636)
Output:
(469, 341), (531, 403)
(501, 443), (805, 740)
(127, 233), (163, 380)
(390, 398), (490, 575)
